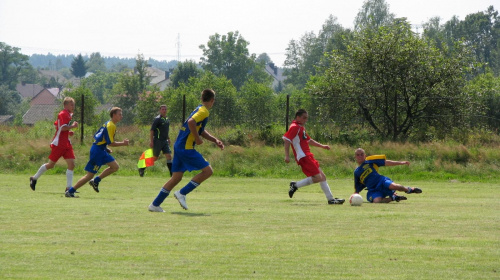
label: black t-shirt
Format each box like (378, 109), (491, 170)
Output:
(150, 115), (170, 141)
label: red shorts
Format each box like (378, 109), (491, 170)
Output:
(48, 145), (75, 162)
(298, 155), (320, 177)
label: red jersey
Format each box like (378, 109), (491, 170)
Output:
(283, 120), (312, 163)
(51, 109), (73, 148)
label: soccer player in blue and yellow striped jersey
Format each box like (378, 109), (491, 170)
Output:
(65, 107), (129, 197)
(149, 89), (224, 212)
(353, 148), (422, 203)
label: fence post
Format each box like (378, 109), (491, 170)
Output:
(286, 94), (290, 132)
(80, 94), (84, 145)
(182, 94), (186, 123)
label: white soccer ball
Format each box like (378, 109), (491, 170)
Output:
(349, 193), (363, 206)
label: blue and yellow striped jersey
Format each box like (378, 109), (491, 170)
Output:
(93, 120), (117, 146)
(354, 155), (386, 193)
(174, 105), (209, 150)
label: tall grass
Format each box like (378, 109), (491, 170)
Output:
(1, 123), (500, 182)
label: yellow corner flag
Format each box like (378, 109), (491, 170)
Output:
(137, 149), (155, 168)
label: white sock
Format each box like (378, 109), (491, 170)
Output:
(33, 164), (48, 180)
(319, 181), (334, 201)
(66, 169), (74, 188)
(296, 177), (313, 188)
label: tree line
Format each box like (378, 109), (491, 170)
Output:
(0, 0), (499, 143)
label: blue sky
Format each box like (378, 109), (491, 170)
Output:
(0, 0), (495, 66)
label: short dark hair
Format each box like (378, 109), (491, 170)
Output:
(201, 89), (215, 102)
(295, 109), (307, 118)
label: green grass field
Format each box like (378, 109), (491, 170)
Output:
(1, 174), (499, 279)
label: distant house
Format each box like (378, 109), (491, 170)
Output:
(22, 104), (60, 126)
(30, 88), (61, 106)
(0, 115), (14, 124)
(146, 67), (171, 91)
(265, 63), (286, 90)
(16, 83), (44, 100)
(38, 69), (80, 86)
(15, 83), (62, 125)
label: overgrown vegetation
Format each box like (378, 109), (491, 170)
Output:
(1, 123), (499, 182)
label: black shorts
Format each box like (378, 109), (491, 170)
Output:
(153, 139), (171, 157)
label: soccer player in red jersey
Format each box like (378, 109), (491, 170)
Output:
(283, 109), (345, 205)
(30, 97), (78, 192)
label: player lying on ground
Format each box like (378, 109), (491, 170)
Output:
(354, 148), (422, 203)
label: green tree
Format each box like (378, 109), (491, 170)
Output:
(238, 80), (277, 126)
(161, 72), (239, 126)
(308, 20), (475, 141)
(111, 54), (150, 124)
(81, 71), (120, 103)
(134, 54), (150, 93)
(19, 64), (39, 84)
(256, 53), (272, 64)
(70, 54), (88, 78)
(0, 85), (21, 115)
(63, 85), (99, 127)
(354, 0), (395, 31)
(464, 71), (500, 131)
(284, 15), (348, 89)
(110, 62), (129, 73)
(135, 90), (166, 125)
(170, 60), (202, 88)
(437, 6), (500, 75)
(111, 70), (139, 125)
(87, 52), (107, 73)
(0, 42), (31, 90)
(199, 31), (257, 89)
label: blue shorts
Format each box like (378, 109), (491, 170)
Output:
(172, 148), (209, 173)
(366, 177), (395, 202)
(85, 144), (115, 174)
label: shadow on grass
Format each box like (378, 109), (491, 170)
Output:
(170, 211), (211, 217)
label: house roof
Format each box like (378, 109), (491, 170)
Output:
(16, 83), (44, 99)
(47, 88), (60, 97)
(22, 104), (59, 125)
(265, 63), (286, 82)
(0, 115), (14, 124)
(30, 89), (59, 105)
(146, 67), (169, 86)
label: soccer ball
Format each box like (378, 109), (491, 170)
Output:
(349, 193), (363, 206)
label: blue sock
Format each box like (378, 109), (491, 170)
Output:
(94, 176), (101, 184)
(152, 188), (170, 206)
(180, 180), (200, 195)
(68, 187), (76, 194)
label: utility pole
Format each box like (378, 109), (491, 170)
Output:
(176, 33), (181, 62)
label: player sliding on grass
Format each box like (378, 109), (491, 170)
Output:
(148, 89), (224, 212)
(283, 109), (345, 205)
(353, 148), (422, 203)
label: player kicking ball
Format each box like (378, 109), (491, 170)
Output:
(283, 109), (345, 205)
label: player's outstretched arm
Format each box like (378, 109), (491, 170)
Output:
(385, 160), (410, 166)
(308, 139), (330, 150)
(201, 130), (224, 150)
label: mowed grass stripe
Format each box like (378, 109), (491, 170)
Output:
(0, 175), (498, 279)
